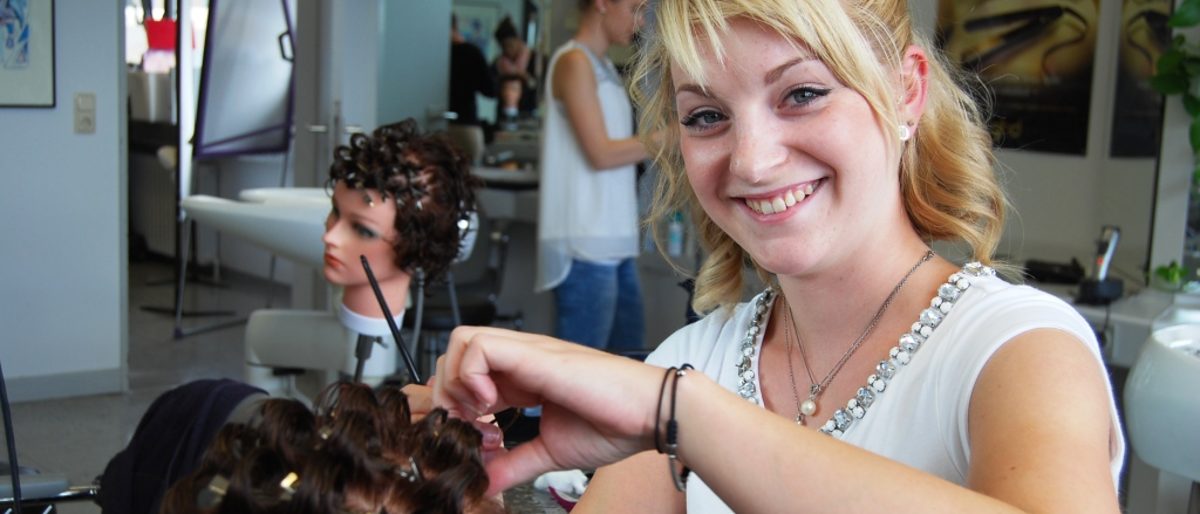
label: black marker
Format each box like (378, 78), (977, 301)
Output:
(360, 255), (422, 384)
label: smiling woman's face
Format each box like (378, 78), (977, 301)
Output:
(672, 18), (909, 278)
(322, 181), (403, 287)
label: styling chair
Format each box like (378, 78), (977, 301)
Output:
(0, 360), (99, 513)
(1124, 323), (1200, 514)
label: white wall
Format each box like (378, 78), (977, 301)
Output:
(1149, 23), (1200, 273)
(378, 1), (452, 128)
(0, 0), (126, 401)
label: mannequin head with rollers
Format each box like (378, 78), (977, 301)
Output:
(323, 119), (479, 318)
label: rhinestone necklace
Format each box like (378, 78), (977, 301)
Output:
(736, 261), (996, 436)
(780, 250), (933, 424)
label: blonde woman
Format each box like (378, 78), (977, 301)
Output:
(435, 0), (1124, 512)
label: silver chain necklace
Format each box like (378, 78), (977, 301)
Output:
(781, 250), (934, 424)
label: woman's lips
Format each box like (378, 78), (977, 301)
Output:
(324, 253), (343, 269)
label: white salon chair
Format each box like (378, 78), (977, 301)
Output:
(1124, 323), (1200, 514)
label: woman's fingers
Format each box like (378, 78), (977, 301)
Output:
(434, 326), (512, 418)
(401, 383), (434, 417)
(472, 418), (504, 453)
(483, 436), (559, 496)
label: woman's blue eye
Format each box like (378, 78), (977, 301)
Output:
(680, 110), (726, 128)
(787, 87), (830, 105)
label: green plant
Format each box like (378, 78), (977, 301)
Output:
(1154, 260), (1188, 289)
(1152, 0), (1200, 180)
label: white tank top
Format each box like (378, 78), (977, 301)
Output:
(535, 41), (639, 292)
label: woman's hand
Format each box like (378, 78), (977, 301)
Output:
(432, 326), (665, 494)
(401, 382), (504, 462)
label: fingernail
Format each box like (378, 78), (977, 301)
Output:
(482, 428), (501, 447)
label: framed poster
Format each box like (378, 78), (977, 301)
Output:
(0, 0), (55, 108)
(938, 0), (1098, 154)
(1109, 0), (1171, 157)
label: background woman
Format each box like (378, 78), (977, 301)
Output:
(536, 0), (651, 351)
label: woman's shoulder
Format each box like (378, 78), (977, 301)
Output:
(933, 266), (1098, 358)
(549, 42), (587, 67)
(955, 272), (1089, 327)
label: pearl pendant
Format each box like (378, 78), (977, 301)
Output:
(800, 398), (818, 416)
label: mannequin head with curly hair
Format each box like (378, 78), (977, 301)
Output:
(161, 382), (503, 514)
(322, 119), (480, 317)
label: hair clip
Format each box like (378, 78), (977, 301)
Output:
(197, 474), (229, 507)
(318, 426), (334, 440)
(279, 471), (300, 501)
(395, 456), (422, 483)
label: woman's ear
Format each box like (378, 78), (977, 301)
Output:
(900, 45), (929, 125)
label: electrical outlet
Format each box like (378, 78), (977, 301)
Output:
(74, 92), (96, 134)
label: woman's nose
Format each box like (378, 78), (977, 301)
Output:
(729, 118), (786, 184)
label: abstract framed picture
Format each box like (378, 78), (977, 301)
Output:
(0, 0), (55, 108)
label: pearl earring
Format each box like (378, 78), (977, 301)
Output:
(898, 123), (911, 142)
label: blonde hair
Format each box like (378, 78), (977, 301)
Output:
(633, 0), (1005, 314)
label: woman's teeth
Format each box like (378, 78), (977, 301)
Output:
(746, 183), (816, 215)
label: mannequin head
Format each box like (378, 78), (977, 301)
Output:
(323, 119), (479, 310)
(498, 75), (524, 114)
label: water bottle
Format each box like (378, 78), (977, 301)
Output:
(667, 211), (685, 258)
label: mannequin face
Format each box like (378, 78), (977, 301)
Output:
(322, 182), (404, 287)
(500, 79), (522, 110)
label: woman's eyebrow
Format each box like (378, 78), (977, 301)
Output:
(764, 56), (814, 85)
(674, 83), (711, 97)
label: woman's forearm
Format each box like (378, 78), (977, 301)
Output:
(670, 373), (1021, 513)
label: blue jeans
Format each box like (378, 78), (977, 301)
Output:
(555, 258), (645, 352)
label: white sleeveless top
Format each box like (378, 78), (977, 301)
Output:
(535, 41), (639, 292)
(646, 272), (1125, 513)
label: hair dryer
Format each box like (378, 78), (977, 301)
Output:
(1076, 225), (1124, 305)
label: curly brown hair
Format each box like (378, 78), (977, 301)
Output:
(327, 119), (482, 283)
(160, 382), (502, 514)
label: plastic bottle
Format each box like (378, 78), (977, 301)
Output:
(667, 211), (685, 258)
